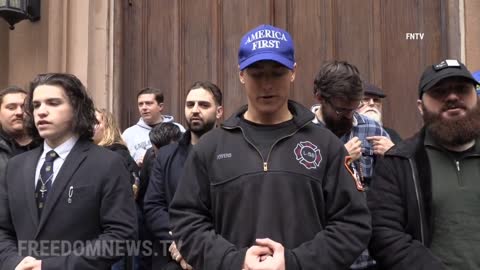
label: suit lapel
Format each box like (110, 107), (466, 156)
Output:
(24, 147), (43, 229)
(35, 140), (90, 237)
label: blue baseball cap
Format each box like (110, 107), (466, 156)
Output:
(238, 24), (295, 70)
(473, 70), (480, 95)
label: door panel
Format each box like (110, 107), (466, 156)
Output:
(120, 0), (449, 137)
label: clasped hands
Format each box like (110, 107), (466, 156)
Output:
(243, 238), (286, 270)
(15, 256), (41, 270)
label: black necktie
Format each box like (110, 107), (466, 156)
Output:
(35, 150), (59, 217)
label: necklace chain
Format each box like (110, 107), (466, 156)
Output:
(38, 173), (54, 186)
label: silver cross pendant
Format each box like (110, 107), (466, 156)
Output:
(40, 184), (47, 198)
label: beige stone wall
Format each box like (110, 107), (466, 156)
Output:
(464, 0), (480, 73)
(0, 24), (9, 88)
(0, 0), (115, 111)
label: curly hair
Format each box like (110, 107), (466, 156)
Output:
(313, 60), (364, 101)
(25, 73), (97, 141)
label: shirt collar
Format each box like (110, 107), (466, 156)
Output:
(42, 136), (79, 160)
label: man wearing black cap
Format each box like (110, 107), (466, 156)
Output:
(368, 59), (480, 269)
(357, 83), (402, 146)
(169, 24), (371, 270)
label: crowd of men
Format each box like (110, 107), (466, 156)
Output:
(0, 24), (479, 270)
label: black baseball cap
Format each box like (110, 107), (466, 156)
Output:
(418, 59), (478, 98)
(364, 83), (386, 98)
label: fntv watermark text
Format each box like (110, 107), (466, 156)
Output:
(406, 33), (424, 40)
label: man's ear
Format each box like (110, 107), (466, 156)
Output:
(159, 102), (165, 112)
(417, 99), (424, 116)
(239, 65), (245, 84)
(216, 106), (224, 120)
(290, 63), (297, 82)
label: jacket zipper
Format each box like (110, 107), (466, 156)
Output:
(455, 160), (463, 186)
(264, 122), (310, 171)
(224, 121), (310, 172)
(232, 126), (267, 170)
(408, 159), (425, 245)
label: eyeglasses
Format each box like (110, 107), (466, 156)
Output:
(325, 99), (359, 117)
(359, 97), (382, 106)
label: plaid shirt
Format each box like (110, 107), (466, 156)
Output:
(314, 112), (389, 269)
(341, 113), (389, 179)
(314, 112), (389, 179)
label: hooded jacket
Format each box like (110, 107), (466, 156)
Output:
(122, 116), (185, 162)
(169, 100), (371, 270)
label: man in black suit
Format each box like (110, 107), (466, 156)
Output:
(0, 73), (137, 270)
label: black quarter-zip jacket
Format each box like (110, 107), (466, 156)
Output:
(366, 129), (480, 270)
(169, 100), (371, 270)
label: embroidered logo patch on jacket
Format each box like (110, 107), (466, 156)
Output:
(294, 141), (322, 169)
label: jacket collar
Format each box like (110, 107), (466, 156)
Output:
(0, 129), (14, 153)
(385, 129), (425, 158)
(386, 127), (480, 158)
(222, 100), (315, 129)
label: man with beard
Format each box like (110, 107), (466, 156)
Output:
(313, 61), (390, 190)
(313, 61), (389, 270)
(143, 81), (223, 269)
(0, 86), (39, 174)
(368, 59), (480, 270)
(356, 83), (402, 148)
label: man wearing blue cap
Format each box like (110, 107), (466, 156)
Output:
(368, 59), (480, 269)
(169, 24), (371, 270)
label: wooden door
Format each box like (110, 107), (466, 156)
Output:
(119, 0), (453, 138)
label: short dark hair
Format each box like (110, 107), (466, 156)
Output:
(137, 87), (164, 104)
(187, 81), (223, 106)
(25, 73), (98, 141)
(0, 86), (27, 106)
(149, 122), (182, 149)
(313, 60), (364, 101)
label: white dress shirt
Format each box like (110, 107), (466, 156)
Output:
(34, 136), (79, 187)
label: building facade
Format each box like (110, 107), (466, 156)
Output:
(1, 0), (479, 137)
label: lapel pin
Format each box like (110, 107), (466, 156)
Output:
(68, 186), (74, 204)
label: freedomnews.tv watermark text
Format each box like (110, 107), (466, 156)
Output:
(17, 240), (178, 258)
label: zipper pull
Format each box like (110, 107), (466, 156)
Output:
(455, 160), (460, 172)
(263, 162), (268, 172)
